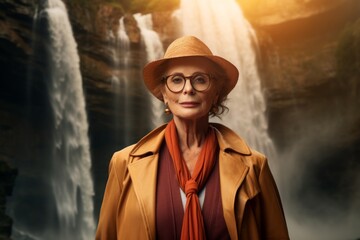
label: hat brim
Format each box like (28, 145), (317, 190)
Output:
(143, 55), (239, 101)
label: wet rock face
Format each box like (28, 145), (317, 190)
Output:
(238, 0), (349, 26)
(254, 0), (360, 148)
(0, 0), (35, 104)
(251, 0), (360, 224)
(0, 2), (36, 236)
(0, 161), (17, 239)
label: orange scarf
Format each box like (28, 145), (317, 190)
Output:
(165, 119), (217, 240)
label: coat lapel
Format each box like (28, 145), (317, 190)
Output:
(212, 123), (252, 239)
(127, 125), (167, 240)
(128, 154), (158, 240)
(219, 152), (249, 240)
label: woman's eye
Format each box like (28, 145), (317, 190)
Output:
(193, 74), (207, 84)
(171, 76), (184, 84)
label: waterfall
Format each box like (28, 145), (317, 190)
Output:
(112, 13), (165, 147)
(13, 0), (96, 239)
(43, 1), (95, 238)
(176, 0), (276, 161)
(113, 17), (132, 145)
(117, 17), (131, 68)
(134, 13), (166, 128)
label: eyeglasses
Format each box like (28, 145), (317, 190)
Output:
(163, 72), (212, 93)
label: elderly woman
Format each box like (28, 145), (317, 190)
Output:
(96, 36), (289, 240)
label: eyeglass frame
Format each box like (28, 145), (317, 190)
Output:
(162, 72), (213, 93)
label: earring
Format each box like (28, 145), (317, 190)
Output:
(164, 103), (171, 115)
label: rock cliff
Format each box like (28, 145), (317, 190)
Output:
(1, 0), (360, 238)
(244, 0), (360, 228)
(247, 0), (360, 147)
(1, 0), (36, 238)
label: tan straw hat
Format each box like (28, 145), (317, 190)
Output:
(143, 35), (239, 101)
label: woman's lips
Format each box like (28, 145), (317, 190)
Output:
(180, 102), (199, 107)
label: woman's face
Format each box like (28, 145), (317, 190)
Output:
(161, 57), (220, 122)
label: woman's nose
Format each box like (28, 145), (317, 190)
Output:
(183, 79), (195, 94)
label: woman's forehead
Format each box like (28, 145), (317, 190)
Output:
(164, 57), (217, 74)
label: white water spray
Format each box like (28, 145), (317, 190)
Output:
(27, 0), (95, 239)
(113, 17), (132, 145)
(177, 0), (276, 160)
(134, 13), (166, 128)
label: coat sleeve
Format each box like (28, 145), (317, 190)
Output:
(258, 158), (289, 239)
(95, 146), (133, 240)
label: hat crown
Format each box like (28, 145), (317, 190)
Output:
(164, 36), (213, 59)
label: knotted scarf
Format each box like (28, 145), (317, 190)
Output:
(165, 119), (217, 240)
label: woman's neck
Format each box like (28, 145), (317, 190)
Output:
(172, 116), (210, 175)
(173, 116), (209, 150)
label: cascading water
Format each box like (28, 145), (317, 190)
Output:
(116, 17), (131, 75)
(176, 0), (276, 162)
(12, 0), (96, 239)
(43, 1), (95, 238)
(114, 14), (165, 145)
(113, 17), (132, 145)
(133, 13), (166, 128)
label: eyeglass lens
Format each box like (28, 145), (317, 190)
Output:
(166, 73), (211, 92)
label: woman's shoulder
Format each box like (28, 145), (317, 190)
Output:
(110, 124), (168, 164)
(128, 124), (167, 157)
(113, 144), (136, 158)
(211, 123), (252, 155)
(211, 122), (267, 165)
(110, 144), (136, 165)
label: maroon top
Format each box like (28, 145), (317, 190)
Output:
(156, 142), (230, 240)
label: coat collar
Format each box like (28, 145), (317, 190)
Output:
(129, 122), (252, 157)
(127, 122), (253, 239)
(210, 123), (252, 155)
(129, 124), (167, 158)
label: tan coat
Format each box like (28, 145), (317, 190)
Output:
(96, 123), (289, 240)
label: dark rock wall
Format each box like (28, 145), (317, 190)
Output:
(0, 162), (17, 239)
(1, 0), (37, 238)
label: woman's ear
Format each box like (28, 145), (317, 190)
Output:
(161, 87), (168, 103)
(215, 94), (219, 104)
(213, 92), (219, 106)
